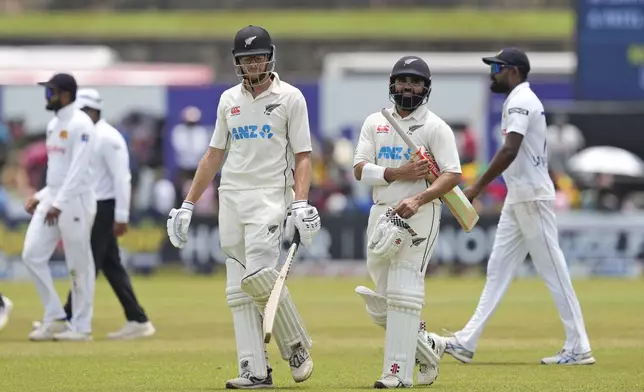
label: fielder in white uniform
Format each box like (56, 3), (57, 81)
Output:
(0, 293), (13, 330)
(353, 56), (462, 388)
(22, 73), (98, 341)
(166, 25), (321, 389)
(435, 48), (595, 365)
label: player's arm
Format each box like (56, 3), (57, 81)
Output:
(184, 103), (229, 205)
(415, 122), (462, 206)
(167, 103), (228, 249)
(184, 147), (226, 204)
(104, 134), (132, 224)
(287, 91), (320, 246)
(287, 91), (314, 200)
(467, 106), (528, 199)
(353, 119), (428, 184)
(51, 120), (95, 210)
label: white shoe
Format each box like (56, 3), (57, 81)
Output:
(107, 321), (156, 340)
(29, 320), (70, 341)
(0, 296), (13, 331)
(225, 367), (273, 389)
(374, 375), (411, 389)
(540, 349), (596, 365)
(416, 331), (446, 385)
(289, 343), (314, 383)
(442, 335), (474, 363)
(53, 330), (93, 341)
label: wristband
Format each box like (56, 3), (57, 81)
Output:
(181, 201), (195, 211)
(361, 163), (389, 186)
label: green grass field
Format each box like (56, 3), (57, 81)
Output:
(0, 10), (573, 40)
(1, 273), (642, 391)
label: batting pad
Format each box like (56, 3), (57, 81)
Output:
(242, 267), (312, 361)
(383, 261), (425, 385)
(355, 286), (387, 327)
(226, 259), (268, 379)
(356, 286), (440, 369)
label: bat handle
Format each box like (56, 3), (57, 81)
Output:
(292, 229), (301, 246)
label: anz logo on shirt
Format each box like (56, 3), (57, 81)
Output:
(231, 124), (274, 140)
(378, 146), (412, 161)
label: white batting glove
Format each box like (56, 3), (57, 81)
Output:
(285, 200), (321, 246)
(167, 201), (194, 249)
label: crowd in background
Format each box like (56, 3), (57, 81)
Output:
(0, 107), (637, 224)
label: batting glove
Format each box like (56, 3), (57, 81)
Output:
(285, 200), (321, 246)
(167, 201), (194, 249)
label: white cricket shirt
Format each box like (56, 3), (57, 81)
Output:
(93, 119), (132, 223)
(38, 104), (97, 210)
(210, 73), (313, 191)
(500, 82), (555, 204)
(353, 106), (462, 207)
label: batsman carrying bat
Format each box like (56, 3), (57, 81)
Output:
(352, 55), (462, 388)
(166, 25), (320, 389)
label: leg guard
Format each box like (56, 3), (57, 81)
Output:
(356, 286), (439, 368)
(382, 261), (425, 386)
(226, 259), (269, 379)
(241, 267), (312, 360)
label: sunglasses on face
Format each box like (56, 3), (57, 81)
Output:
(491, 63), (521, 75)
(45, 87), (56, 99)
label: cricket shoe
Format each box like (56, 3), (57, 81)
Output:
(415, 321), (445, 385)
(439, 332), (474, 363)
(225, 367), (273, 389)
(540, 349), (596, 365)
(107, 321), (156, 340)
(53, 330), (93, 341)
(0, 296), (13, 331)
(373, 375), (411, 389)
(289, 343), (314, 382)
(29, 320), (71, 341)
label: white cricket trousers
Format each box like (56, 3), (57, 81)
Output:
(366, 202), (441, 295)
(454, 200), (591, 353)
(22, 192), (97, 333)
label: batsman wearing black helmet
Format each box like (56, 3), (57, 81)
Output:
(166, 25), (320, 389)
(353, 56), (463, 388)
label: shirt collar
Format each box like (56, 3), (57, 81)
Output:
(240, 72), (282, 99)
(506, 81), (530, 103)
(57, 103), (76, 120)
(391, 104), (428, 121)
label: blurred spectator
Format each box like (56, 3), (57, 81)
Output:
(170, 106), (210, 204)
(547, 113), (585, 174)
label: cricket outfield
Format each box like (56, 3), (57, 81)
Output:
(0, 273), (641, 391)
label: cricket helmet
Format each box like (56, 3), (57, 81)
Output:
(388, 56), (432, 111)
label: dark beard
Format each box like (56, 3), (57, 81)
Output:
(490, 80), (510, 94)
(46, 100), (62, 112)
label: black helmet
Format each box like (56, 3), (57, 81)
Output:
(388, 56), (432, 111)
(232, 25), (276, 86)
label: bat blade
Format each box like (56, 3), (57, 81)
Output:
(263, 230), (300, 344)
(380, 108), (480, 232)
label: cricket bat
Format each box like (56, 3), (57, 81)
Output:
(380, 108), (479, 232)
(263, 230), (301, 344)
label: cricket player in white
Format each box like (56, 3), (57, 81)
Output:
(435, 48), (595, 365)
(0, 293), (13, 331)
(166, 25), (320, 389)
(22, 73), (98, 341)
(353, 56), (462, 388)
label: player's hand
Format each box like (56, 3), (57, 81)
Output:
(44, 207), (61, 226)
(396, 160), (432, 181)
(463, 186), (482, 202)
(166, 201), (194, 249)
(286, 200), (321, 247)
(393, 196), (422, 219)
(25, 196), (40, 215)
(114, 222), (129, 237)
